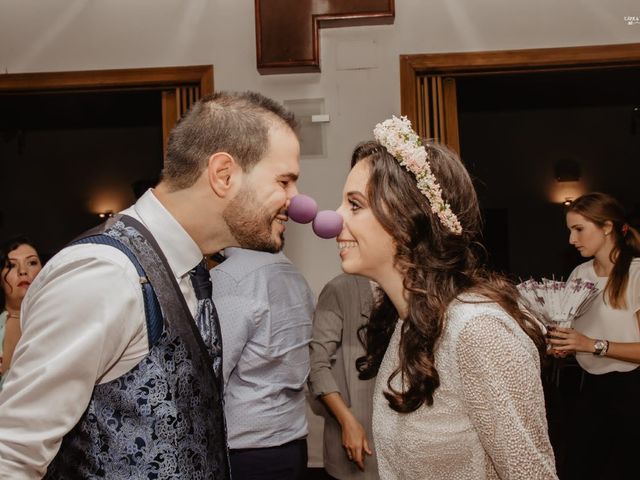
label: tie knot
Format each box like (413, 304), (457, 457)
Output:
(190, 262), (212, 300)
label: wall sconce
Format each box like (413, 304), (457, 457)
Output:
(98, 211), (114, 219)
(549, 158), (585, 204)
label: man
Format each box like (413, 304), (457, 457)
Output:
(0, 91), (301, 479)
(210, 247), (315, 480)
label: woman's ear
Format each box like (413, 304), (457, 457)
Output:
(603, 220), (614, 236)
(207, 152), (239, 197)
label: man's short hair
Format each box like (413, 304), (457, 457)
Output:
(162, 91), (298, 190)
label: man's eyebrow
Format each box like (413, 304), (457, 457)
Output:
(279, 173), (299, 181)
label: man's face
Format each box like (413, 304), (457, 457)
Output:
(222, 124), (300, 252)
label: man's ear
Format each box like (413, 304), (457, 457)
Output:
(207, 152), (239, 197)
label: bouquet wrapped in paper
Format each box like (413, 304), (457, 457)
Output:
(517, 277), (600, 329)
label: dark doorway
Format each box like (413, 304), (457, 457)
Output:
(457, 67), (640, 280)
(0, 65), (214, 260)
(0, 90), (163, 259)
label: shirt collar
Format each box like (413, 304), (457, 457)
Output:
(130, 189), (203, 278)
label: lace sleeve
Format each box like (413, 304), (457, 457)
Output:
(455, 313), (558, 480)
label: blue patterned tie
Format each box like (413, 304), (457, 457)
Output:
(190, 261), (223, 384)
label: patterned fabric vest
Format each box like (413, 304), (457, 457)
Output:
(45, 216), (230, 479)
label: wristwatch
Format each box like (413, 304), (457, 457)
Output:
(593, 339), (609, 356)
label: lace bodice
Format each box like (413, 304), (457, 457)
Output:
(373, 298), (557, 479)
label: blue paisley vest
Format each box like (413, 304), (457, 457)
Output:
(45, 216), (230, 479)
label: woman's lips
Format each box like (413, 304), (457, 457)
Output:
(17, 281), (30, 288)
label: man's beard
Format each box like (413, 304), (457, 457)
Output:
(222, 186), (284, 253)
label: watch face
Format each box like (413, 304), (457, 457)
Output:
(594, 340), (605, 352)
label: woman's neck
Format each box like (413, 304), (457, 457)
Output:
(593, 253), (614, 277)
(376, 269), (409, 320)
(4, 298), (21, 315)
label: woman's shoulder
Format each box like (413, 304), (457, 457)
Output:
(569, 259), (595, 279)
(628, 258), (640, 286)
(445, 297), (538, 357)
(446, 295), (512, 330)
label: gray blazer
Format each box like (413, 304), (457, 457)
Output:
(309, 274), (379, 480)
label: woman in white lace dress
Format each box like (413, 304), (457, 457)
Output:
(334, 117), (558, 480)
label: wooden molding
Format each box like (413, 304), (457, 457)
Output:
(0, 65), (214, 156)
(0, 65), (214, 94)
(255, 0), (394, 74)
(401, 43), (640, 126)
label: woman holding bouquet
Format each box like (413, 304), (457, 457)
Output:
(548, 192), (640, 479)
(334, 116), (557, 479)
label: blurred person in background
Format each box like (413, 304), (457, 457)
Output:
(0, 236), (43, 379)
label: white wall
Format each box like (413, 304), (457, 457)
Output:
(1, 0), (639, 294)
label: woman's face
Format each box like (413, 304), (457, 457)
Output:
(1, 244), (42, 304)
(336, 160), (396, 281)
(566, 211), (612, 258)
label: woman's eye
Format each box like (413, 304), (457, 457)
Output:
(28, 260), (40, 267)
(349, 200), (361, 211)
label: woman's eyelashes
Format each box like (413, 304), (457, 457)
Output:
(348, 198), (364, 212)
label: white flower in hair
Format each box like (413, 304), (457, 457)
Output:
(373, 115), (463, 235)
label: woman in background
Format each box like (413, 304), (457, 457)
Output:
(333, 116), (556, 479)
(309, 273), (379, 479)
(548, 192), (640, 479)
(0, 236), (43, 378)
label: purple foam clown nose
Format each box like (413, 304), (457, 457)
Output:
(288, 194), (318, 224)
(312, 210), (343, 239)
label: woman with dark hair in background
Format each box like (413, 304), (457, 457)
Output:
(0, 236), (43, 379)
(548, 192), (640, 479)
(333, 116), (557, 479)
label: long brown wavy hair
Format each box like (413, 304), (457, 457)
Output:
(567, 192), (640, 309)
(353, 140), (546, 413)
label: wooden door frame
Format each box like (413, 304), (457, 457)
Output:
(400, 43), (640, 132)
(0, 65), (213, 93)
(0, 65), (214, 150)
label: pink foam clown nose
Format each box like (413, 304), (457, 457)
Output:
(288, 194), (318, 224)
(312, 210), (343, 239)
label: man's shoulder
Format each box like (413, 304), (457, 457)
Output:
(216, 249), (292, 279)
(37, 243), (140, 285)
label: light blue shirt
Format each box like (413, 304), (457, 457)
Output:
(210, 247), (315, 449)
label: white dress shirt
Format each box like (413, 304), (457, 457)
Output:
(0, 189), (202, 480)
(211, 247), (315, 449)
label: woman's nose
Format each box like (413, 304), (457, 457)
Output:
(334, 206), (347, 233)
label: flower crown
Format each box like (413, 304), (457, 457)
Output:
(373, 115), (463, 235)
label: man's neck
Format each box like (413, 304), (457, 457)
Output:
(153, 182), (234, 255)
